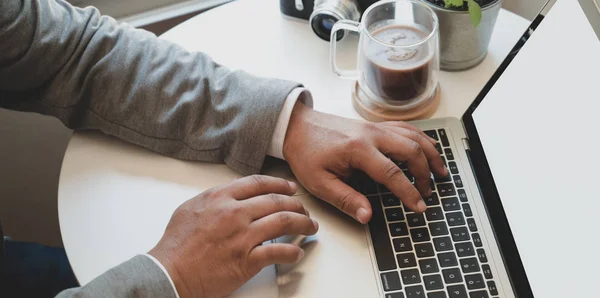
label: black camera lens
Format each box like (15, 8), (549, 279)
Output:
(311, 13), (344, 41)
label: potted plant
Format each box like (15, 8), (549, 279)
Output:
(422, 0), (503, 71)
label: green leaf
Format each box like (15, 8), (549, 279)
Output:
(467, 0), (482, 27)
(446, 0), (464, 8)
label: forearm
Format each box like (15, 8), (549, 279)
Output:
(0, 0), (299, 174)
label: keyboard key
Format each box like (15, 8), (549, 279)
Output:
(444, 148), (455, 160)
(363, 180), (379, 195)
(455, 242), (475, 257)
(437, 252), (458, 267)
(424, 130), (439, 141)
(459, 257), (480, 274)
(465, 274), (486, 290)
(386, 208), (405, 222)
(450, 227), (470, 242)
(415, 243), (435, 258)
(488, 281), (498, 295)
(442, 197), (461, 211)
(428, 292), (447, 298)
(368, 196), (397, 271)
(446, 212), (465, 227)
(438, 183), (456, 197)
(433, 236), (453, 252)
(435, 143), (443, 154)
(435, 174), (452, 183)
(447, 284), (468, 298)
(442, 268), (463, 284)
(381, 271), (403, 291)
(386, 293), (405, 298)
(393, 237), (413, 252)
(419, 258), (439, 274)
(438, 129), (450, 147)
(401, 269), (422, 285)
(398, 162), (408, 170)
(472, 233), (483, 247)
(406, 285), (426, 298)
(477, 249), (488, 263)
(397, 252), (418, 268)
(469, 291), (489, 298)
(382, 194), (401, 207)
(404, 170), (414, 183)
(449, 162), (459, 174)
(453, 175), (463, 188)
(390, 222), (409, 237)
(410, 228), (431, 243)
(457, 189), (468, 202)
(423, 274), (444, 291)
(424, 193), (440, 206)
(425, 207), (444, 221)
(429, 222), (449, 236)
(404, 204), (414, 213)
(467, 218), (478, 232)
(462, 203), (473, 217)
(407, 213), (427, 227)
(482, 264), (493, 279)
(378, 183), (391, 193)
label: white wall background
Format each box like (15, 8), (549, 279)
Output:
(0, 0), (547, 248)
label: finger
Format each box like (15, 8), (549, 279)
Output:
(241, 194), (309, 220)
(247, 243), (304, 275)
(349, 146), (426, 213)
(386, 121), (437, 145)
(217, 175), (297, 200)
(375, 132), (432, 198)
(249, 212), (318, 245)
(384, 125), (448, 178)
(309, 171), (372, 224)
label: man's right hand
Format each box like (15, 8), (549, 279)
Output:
(149, 175), (318, 298)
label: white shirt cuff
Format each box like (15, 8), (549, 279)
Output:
(143, 254), (181, 298)
(267, 87), (313, 160)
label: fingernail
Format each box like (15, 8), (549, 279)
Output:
(356, 208), (369, 224)
(296, 250), (305, 262)
(417, 200), (427, 212)
(288, 181), (298, 192)
(312, 219), (319, 230)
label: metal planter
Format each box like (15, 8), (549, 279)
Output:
(422, 0), (503, 71)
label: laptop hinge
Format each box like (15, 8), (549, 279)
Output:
(462, 138), (471, 151)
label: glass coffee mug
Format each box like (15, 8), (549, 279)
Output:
(330, 0), (441, 121)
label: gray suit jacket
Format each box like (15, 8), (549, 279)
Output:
(0, 0), (301, 296)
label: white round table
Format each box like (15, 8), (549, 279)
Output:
(58, 0), (530, 297)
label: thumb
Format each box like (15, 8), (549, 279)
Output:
(313, 173), (372, 224)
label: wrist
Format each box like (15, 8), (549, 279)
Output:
(282, 100), (313, 161)
(149, 247), (192, 298)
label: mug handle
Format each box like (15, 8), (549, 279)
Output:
(330, 20), (360, 79)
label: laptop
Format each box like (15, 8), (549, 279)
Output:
(349, 0), (600, 297)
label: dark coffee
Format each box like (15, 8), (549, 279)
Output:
(363, 25), (433, 102)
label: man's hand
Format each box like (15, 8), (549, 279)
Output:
(149, 175), (318, 298)
(283, 103), (448, 224)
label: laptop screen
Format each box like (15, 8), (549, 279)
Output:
(465, 0), (600, 296)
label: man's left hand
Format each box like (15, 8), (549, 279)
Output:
(283, 102), (448, 224)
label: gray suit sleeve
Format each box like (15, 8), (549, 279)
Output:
(0, 0), (301, 175)
(56, 255), (178, 298)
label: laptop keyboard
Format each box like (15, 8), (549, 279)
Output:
(350, 129), (500, 298)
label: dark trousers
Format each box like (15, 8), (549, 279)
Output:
(0, 239), (79, 297)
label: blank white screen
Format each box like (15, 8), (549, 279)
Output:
(471, 0), (600, 297)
